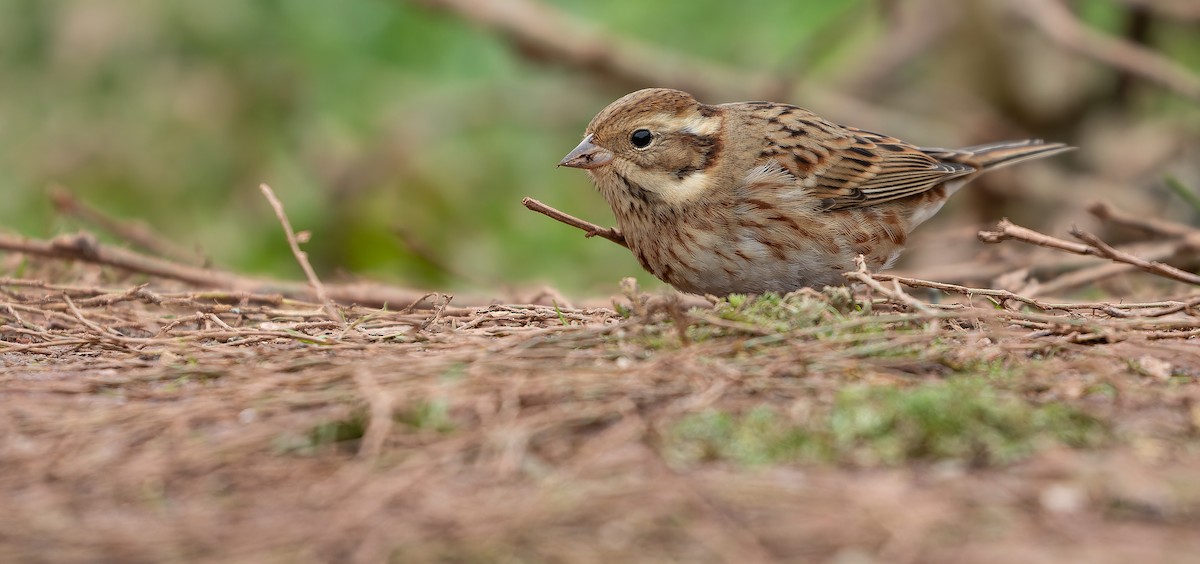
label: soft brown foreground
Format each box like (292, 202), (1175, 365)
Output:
(2, 272), (1200, 564)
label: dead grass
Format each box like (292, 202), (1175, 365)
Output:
(2, 256), (1200, 563)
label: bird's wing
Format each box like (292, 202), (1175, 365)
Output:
(744, 104), (975, 210)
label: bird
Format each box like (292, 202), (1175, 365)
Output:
(558, 88), (1073, 296)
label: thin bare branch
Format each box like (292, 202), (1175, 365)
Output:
(980, 219), (1200, 288)
(845, 256), (935, 314)
(259, 183), (342, 323)
(522, 197), (627, 248)
(1071, 227), (1200, 286)
(0, 231), (449, 309)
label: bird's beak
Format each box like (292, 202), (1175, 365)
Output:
(558, 134), (613, 169)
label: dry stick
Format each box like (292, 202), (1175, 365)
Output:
(1104, 295), (1200, 318)
(979, 219), (1200, 288)
(0, 277), (122, 296)
(871, 273), (1059, 311)
(61, 294), (113, 337)
(845, 257), (934, 314)
(521, 197), (628, 248)
(1072, 227), (1200, 286)
(1009, 0), (1200, 102)
(417, 294), (453, 333)
(0, 232), (442, 310)
(873, 272), (1200, 318)
(979, 219), (1092, 254)
(1034, 240), (1180, 296)
(258, 184), (342, 323)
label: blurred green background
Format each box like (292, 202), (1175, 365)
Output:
(2, 0), (1198, 296)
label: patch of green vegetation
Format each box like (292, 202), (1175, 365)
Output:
(942, 358), (1024, 383)
(395, 399), (455, 433)
(157, 367), (227, 392)
(667, 407), (825, 466)
(666, 378), (1108, 468)
(678, 288), (865, 346)
(308, 411), (369, 446)
(273, 411), (368, 455)
(276, 399), (455, 455)
(633, 330), (676, 351)
(709, 288), (858, 333)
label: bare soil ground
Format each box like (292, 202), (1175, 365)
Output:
(3, 258), (1200, 564)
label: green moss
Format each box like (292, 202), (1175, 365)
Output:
(710, 289), (857, 333)
(276, 398), (454, 455)
(272, 410), (370, 455)
(395, 399), (455, 433)
(666, 378), (1107, 468)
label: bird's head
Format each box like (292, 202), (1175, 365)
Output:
(559, 88), (725, 207)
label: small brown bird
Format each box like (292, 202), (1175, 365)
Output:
(559, 88), (1072, 296)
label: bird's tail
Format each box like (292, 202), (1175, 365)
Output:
(922, 140), (1074, 171)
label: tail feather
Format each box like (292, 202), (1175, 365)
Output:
(922, 140), (1074, 171)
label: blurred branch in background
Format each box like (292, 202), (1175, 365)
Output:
(0, 230), (448, 309)
(415, 0), (967, 135)
(1115, 0), (1200, 22)
(845, 0), (957, 97)
(980, 216), (1200, 287)
(49, 186), (207, 266)
(1009, 0), (1200, 102)
(415, 0), (787, 102)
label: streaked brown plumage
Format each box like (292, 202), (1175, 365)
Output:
(559, 88), (1072, 296)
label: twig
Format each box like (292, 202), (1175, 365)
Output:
(61, 293), (110, 336)
(521, 197), (627, 248)
(980, 219), (1200, 287)
(0, 278), (112, 297)
(0, 231), (444, 309)
(874, 272), (1200, 318)
(845, 256), (934, 314)
(1008, 0), (1200, 102)
(259, 184), (342, 323)
(49, 186), (205, 265)
(1071, 227), (1200, 286)
(978, 219), (1093, 255)
(417, 294), (453, 333)
(871, 273), (1057, 311)
(1033, 240), (1181, 296)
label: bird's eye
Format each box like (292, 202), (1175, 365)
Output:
(630, 129), (653, 149)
